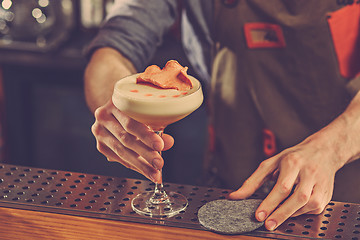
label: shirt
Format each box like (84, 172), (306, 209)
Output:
(85, 0), (213, 82)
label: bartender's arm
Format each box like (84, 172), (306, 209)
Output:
(83, 0), (178, 183)
(84, 47), (136, 112)
(229, 90), (360, 230)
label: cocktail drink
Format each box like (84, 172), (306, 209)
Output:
(112, 64), (203, 217)
(112, 73), (203, 132)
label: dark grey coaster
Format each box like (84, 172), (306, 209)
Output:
(198, 199), (264, 234)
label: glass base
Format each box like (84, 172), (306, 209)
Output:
(131, 191), (188, 218)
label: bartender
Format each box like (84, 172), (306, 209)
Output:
(84, 0), (360, 231)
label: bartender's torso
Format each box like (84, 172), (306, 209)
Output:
(183, 0), (360, 202)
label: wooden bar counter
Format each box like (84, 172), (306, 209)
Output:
(0, 206), (261, 240)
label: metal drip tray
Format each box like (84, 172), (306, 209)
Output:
(0, 163), (359, 240)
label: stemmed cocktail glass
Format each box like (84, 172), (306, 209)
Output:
(112, 73), (203, 217)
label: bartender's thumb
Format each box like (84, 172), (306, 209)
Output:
(228, 180), (258, 200)
(162, 134), (174, 151)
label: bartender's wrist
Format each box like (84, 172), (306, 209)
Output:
(313, 94), (360, 169)
(338, 91), (360, 164)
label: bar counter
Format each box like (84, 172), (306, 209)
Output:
(0, 163), (359, 240)
(0, 163), (265, 240)
(0, 206), (260, 240)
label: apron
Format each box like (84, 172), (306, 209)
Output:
(207, 0), (360, 202)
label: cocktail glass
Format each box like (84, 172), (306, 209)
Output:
(112, 73), (204, 217)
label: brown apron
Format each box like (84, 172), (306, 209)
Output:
(207, 0), (360, 202)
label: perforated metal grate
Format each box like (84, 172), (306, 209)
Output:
(0, 163), (359, 240)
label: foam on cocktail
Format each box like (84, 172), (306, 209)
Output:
(112, 74), (203, 131)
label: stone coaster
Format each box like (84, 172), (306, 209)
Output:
(198, 199), (264, 234)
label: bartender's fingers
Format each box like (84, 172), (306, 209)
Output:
(110, 103), (165, 152)
(96, 133), (162, 183)
(103, 117), (164, 170)
(291, 182), (333, 217)
(91, 114), (162, 182)
(254, 164), (299, 227)
(260, 176), (314, 231)
(162, 134), (174, 151)
(229, 157), (278, 199)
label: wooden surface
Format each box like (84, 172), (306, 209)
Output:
(0, 207), (264, 240)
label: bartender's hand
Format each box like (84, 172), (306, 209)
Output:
(230, 91), (360, 231)
(91, 99), (174, 183)
(229, 134), (340, 231)
(85, 48), (175, 183)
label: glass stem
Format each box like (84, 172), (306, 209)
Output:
(150, 130), (170, 205)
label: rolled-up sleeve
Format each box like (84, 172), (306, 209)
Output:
(84, 0), (178, 71)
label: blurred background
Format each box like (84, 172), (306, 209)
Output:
(0, 0), (207, 185)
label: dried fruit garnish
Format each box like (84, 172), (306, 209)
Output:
(137, 60), (193, 91)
